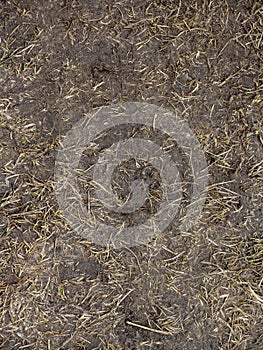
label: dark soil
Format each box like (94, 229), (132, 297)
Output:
(0, 1), (262, 349)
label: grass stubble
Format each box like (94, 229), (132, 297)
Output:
(0, 0), (262, 349)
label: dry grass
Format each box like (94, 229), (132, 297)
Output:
(0, 0), (262, 349)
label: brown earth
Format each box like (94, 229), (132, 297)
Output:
(0, 1), (262, 349)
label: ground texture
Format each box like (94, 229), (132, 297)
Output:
(0, 0), (262, 349)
